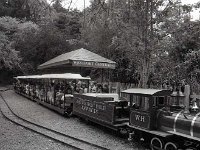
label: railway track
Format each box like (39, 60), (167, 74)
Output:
(0, 90), (110, 150)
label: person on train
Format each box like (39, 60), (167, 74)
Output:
(69, 82), (75, 93)
(59, 81), (65, 92)
(75, 80), (83, 94)
(64, 83), (72, 94)
(50, 82), (55, 104)
(54, 82), (59, 92)
(81, 82), (88, 93)
(56, 89), (64, 105)
(29, 85), (34, 97)
(102, 84), (109, 93)
(40, 86), (45, 101)
(97, 83), (103, 93)
(25, 83), (29, 94)
(89, 81), (97, 93)
(35, 84), (40, 99)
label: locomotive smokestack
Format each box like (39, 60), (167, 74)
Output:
(184, 85), (190, 113)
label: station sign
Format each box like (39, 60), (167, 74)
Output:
(72, 60), (116, 69)
(130, 110), (150, 129)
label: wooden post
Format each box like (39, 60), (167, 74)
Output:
(109, 82), (112, 93)
(108, 69), (111, 93)
(80, 67), (82, 75)
(116, 82), (120, 96)
(184, 85), (190, 113)
(101, 68), (103, 83)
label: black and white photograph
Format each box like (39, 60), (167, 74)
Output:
(0, 0), (200, 150)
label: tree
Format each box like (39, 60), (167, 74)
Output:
(81, 0), (198, 88)
(0, 17), (21, 70)
(0, 0), (56, 22)
(0, 16), (22, 83)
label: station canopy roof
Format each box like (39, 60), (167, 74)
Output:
(15, 73), (90, 80)
(38, 48), (116, 70)
(40, 73), (90, 80)
(122, 88), (172, 97)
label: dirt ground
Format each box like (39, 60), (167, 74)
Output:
(0, 104), (75, 150)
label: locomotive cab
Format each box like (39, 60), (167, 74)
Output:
(122, 88), (172, 130)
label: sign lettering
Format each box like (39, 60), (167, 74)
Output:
(76, 98), (106, 114)
(73, 61), (115, 68)
(135, 114), (145, 122)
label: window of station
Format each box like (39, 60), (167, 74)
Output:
(131, 95), (149, 111)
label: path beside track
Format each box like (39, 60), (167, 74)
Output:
(0, 92), (110, 150)
(0, 93), (75, 150)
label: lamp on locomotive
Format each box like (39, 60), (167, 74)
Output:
(170, 84), (185, 112)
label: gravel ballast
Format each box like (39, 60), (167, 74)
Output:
(0, 102), (75, 150)
(1, 90), (148, 150)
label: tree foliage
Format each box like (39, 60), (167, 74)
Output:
(80, 0), (200, 89)
(0, 17), (21, 70)
(1, 0), (200, 90)
(0, 0), (56, 21)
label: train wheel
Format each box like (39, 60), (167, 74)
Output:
(164, 142), (178, 150)
(150, 137), (163, 150)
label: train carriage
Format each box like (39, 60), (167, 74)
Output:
(14, 73), (91, 116)
(14, 75), (41, 99)
(73, 93), (129, 133)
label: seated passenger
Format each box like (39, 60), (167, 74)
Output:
(64, 83), (72, 94)
(56, 89), (64, 105)
(30, 86), (34, 96)
(47, 88), (52, 103)
(97, 83), (103, 93)
(75, 80), (83, 94)
(25, 84), (29, 94)
(89, 81), (97, 93)
(50, 85), (54, 104)
(40, 88), (45, 101)
(81, 82), (88, 93)
(35, 85), (40, 98)
(102, 84), (109, 93)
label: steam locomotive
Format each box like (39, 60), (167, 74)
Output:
(122, 88), (200, 150)
(13, 74), (200, 150)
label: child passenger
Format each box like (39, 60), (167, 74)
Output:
(89, 81), (97, 93)
(75, 80), (83, 94)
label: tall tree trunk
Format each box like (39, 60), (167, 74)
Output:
(139, 0), (151, 88)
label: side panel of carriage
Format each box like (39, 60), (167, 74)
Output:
(36, 94), (73, 115)
(73, 94), (129, 130)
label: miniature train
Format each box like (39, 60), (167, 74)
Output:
(13, 74), (200, 150)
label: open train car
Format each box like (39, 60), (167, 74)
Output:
(14, 74), (130, 133)
(14, 73), (90, 116)
(122, 88), (200, 150)
(73, 93), (129, 133)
